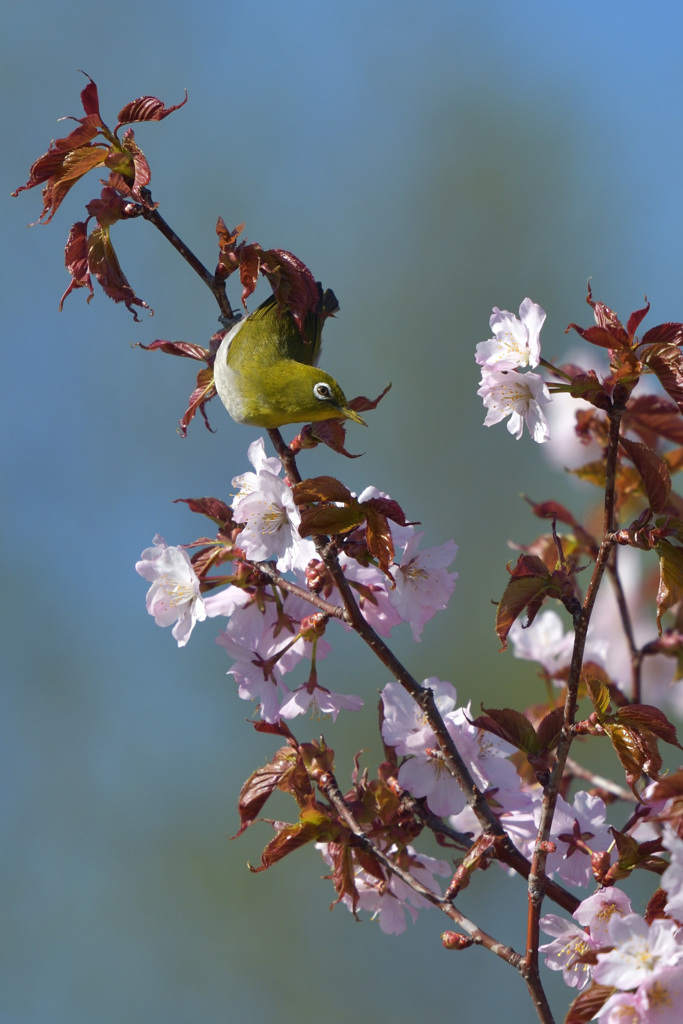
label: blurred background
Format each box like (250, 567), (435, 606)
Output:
(3, 2), (683, 1020)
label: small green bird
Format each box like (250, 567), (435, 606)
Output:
(213, 287), (366, 429)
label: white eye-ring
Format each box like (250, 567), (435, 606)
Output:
(313, 382), (333, 401)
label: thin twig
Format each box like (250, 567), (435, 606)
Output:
(137, 190), (236, 321)
(605, 555), (643, 702)
(565, 756), (637, 803)
(315, 767), (526, 968)
(255, 560), (348, 620)
(524, 400), (625, 978)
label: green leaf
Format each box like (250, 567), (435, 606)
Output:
(585, 677), (612, 718)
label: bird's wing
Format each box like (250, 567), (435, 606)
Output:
(241, 286), (339, 367)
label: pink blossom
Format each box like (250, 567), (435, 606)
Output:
(639, 965), (683, 1022)
(316, 842), (450, 935)
(538, 914), (596, 990)
(596, 990), (645, 1023)
(475, 298), (546, 370)
(477, 366), (552, 442)
(662, 826), (683, 922)
(278, 683), (363, 721)
(574, 887), (633, 945)
(538, 791), (613, 887)
(593, 914), (683, 990)
(389, 532), (458, 640)
(380, 679), (458, 755)
(136, 534), (206, 646)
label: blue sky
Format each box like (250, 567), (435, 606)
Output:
(4, 3), (683, 1021)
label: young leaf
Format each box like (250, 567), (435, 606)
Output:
(86, 225), (151, 320)
(495, 555), (555, 649)
(565, 984), (615, 1024)
(642, 344), (683, 411)
(116, 91), (188, 127)
(655, 539), (683, 632)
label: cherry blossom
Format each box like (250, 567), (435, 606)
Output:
(475, 298), (546, 370)
(388, 532), (458, 640)
(596, 990), (645, 1023)
(639, 966), (683, 1023)
(593, 914), (683, 990)
(662, 826), (683, 921)
(135, 534), (206, 646)
(538, 791), (612, 888)
(316, 842), (450, 935)
(381, 678), (458, 755)
(337, 556), (403, 637)
(538, 914), (597, 990)
(477, 366), (552, 442)
(573, 887), (633, 945)
(232, 466), (316, 573)
(278, 682), (363, 721)
(381, 682), (518, 819)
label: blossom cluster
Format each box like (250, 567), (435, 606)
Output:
(136, 438), (458, 724)
(134, 290), (683, 1020)
(381, 678), (612, 888)
(539, 831), (683, 1023)
(476, 298), (552, 442)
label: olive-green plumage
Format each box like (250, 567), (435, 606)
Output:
(213, 288), (366, 429)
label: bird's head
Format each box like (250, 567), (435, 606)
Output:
(244, 361), (367, 429)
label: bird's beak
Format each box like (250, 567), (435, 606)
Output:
(343, 407), (368, 427)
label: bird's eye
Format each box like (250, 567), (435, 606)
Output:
(313, 382), (333, 401)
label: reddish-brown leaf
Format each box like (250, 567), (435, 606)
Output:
(248, 798), (334, 872)
(365, 509), (394, 577)
(173, 497), (235, 528)
(566, 324), (622, 350)
(137, 339), (211, 360)
(86, 225), (151, 320)
(293, 476), (355, 505)
(642, 344), (683, 411)
(364, 495), (414, 528)
(37, 144), (109, 223)
(232, 747), (298, 837)
(215, 218), (246, 279)
(619, 437), (671, 513)
(605, 722), (663, 790)
(656, 539), (683, 633)
(248, 818), (325, 871)
(565, 983), (615, 1024)
(536, 706), (565, 751)
(640, 321), (683, 348)
(626, 300), (652, 339)
(495, 574), (554, 650)
(350, 383), (393, 413)
(298, 504), (365, 537)
(297, 417), (364, 457)
(116, 91), (188, 127)
(59, 220), (93, 309)
(85, 185), (131, 228)
(238, 242), (263, 304)
(260, 249), (320, 334)
(471, 707), (538, 752)
(179, 366), (218, 437)
(623, 394), (683, 447)
(78, 73), (102, 118)
(617, 704), (682, 748)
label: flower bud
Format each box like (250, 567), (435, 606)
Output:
(441, 931), (473, 950)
